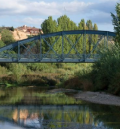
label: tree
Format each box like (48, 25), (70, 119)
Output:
(0, 40), (5, 48)
(77, 19), (86, 53)
(86, 20), (94, 53)
(41, 16), (57, 53)
(41, 16), (57, 34)
(111, 3), (120, 43)
(40, 15), (98, 55)
(57, 15), (77, 54)
(78, 19), (86, 30)
(86, 20), (93, 30)
(57, 15), (70, 31)
(9, 26), (14, 31)
(1, 29), (15, 45)
(93, 24), (98, 43)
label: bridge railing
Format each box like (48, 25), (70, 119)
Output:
(0, 53), (100, 59)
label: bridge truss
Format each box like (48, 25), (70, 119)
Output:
(0, 105), (95, 129)
(0, 30), (115, 63)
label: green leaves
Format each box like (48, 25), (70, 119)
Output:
(0, 40), (5, 47)
(1, 29), (15, 45)
(92, 44), (120, 94)
(41, 15), (98, 55)
(111, 2), (120, 43)
(9, 63), (27, 83)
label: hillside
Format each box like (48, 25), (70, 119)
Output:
(0, 25), (42, 42)
(12, 30), (28, 41)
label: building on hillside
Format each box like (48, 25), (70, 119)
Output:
(17, 25), (43, 35)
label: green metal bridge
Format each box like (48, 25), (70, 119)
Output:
(0, 30), (115, 63)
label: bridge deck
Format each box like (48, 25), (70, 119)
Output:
(0, 58), (96, 63)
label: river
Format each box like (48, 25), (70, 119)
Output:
(0, 87), (120, 129)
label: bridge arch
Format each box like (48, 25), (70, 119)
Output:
(0, 30), (116, 63)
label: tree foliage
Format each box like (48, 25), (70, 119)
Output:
(111, 3), (120, 43)
(1, 29), (15, 45)
(41, 15), (98, 54)
(0, 40), (5, 47)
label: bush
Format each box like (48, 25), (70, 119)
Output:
(1, 29), (15, 45)
(0, 66), (8, 75)
(9, 64), (27, 83)
(0, 40), (5, 47)
(91, 44), (120, 95)
(27, 63), (49, 71)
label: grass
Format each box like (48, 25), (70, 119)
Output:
(0, 63), (92, 87)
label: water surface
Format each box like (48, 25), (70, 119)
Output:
(0, 87), (120, 129)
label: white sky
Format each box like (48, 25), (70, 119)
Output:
(0, 0), (119, 31)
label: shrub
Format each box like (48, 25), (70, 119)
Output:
(1, 29), (15, 45)
(27, 63), (49, 71)
(91, 44), (120, 95)
(9, 64), (27, 83)
(0, 66), (8, 75)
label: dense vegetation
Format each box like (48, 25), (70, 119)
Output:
(111, 2), (120, 44)
(0, 27), (15, 46)
(64, 44), (120, 95)
(41, 16), (98, 54)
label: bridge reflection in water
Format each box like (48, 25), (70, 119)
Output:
(0, 105), (106, 129)
(0, 30), (115, 63)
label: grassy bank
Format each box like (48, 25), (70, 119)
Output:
(0, 63), (92, 88)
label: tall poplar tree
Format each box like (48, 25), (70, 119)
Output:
(41, 15), (98, 55)
(77, 19), (86, 53)
(41, 16), (57, 53)
(79, 19), (86, 30)
(86, 20), (94, 53)
(57, 15), (77, 54)
(86, 20), (93, 30)
(111, 2), (120, 43)
(93, 24), (98, 43)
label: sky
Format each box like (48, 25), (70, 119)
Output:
(0, 0), (119, 31)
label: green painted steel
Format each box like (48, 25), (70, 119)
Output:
(0, 30), (116, 63)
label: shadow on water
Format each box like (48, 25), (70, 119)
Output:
(0, 87), (120, 129)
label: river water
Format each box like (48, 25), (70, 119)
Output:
(0, 87), (120, 129)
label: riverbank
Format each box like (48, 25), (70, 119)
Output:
(48, 88), (120, 106)
(75, 91), (120, 106)
(1, 86), (120, 106)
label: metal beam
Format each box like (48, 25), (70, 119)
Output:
(43, 38), (59, 58)
(87, 35), (104, 58)
(65, 34), (82, 58)
(0, 30), (116, 63)
(42, 36), (60, 59)
(41, 30), (116, 38)
(64, 34), (81, 57)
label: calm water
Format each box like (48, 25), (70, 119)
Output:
(0, 87), (120, 129)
